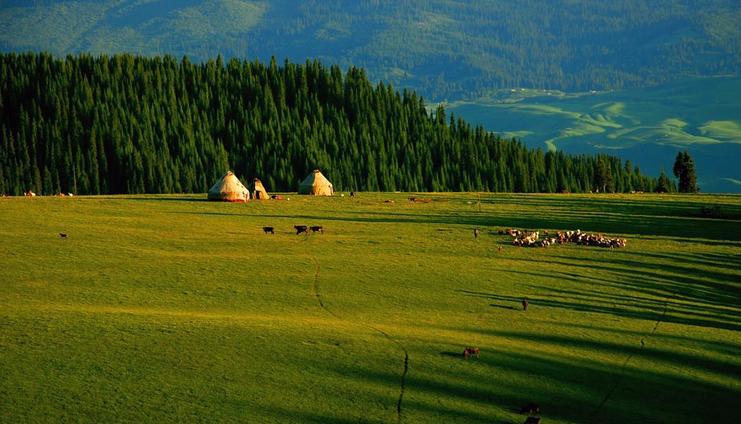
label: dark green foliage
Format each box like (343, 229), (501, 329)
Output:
(673, 151), (699, 193)
(0, 52), (660, 195)
(1, 1), (739, 99)
(655, 171), (676, 193)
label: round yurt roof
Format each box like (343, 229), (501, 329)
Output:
(208, 171), (250, 202)
(298, 169), (334, 196)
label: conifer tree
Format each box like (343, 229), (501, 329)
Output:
(673, 150), (699, 193)
(0, 52), (664, 195)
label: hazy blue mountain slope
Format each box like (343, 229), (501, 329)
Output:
(1, 0), (739, 99)
(447, 77), (741, 192)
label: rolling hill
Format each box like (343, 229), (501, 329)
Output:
(448, 77), (741, 193)
(1, 192), (740, 422)
(1, 0), (739, 99)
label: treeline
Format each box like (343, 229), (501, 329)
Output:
(0, 52), (663, 195)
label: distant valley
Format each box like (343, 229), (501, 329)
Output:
(448, 77), (741, 193)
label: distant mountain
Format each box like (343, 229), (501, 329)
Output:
(1, 0), (739, 99)
(447, 77), (741, 193)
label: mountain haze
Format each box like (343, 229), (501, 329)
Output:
(447, 77), (741, 192)
(1, 0), (739, 99)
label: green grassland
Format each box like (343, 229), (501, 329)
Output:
(447, 77), (741, 193)
(1, 193), (740, 423)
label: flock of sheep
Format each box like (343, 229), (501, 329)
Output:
(503, 228), (627, 248)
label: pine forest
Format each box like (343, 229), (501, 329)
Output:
(0, 53), (664, 195)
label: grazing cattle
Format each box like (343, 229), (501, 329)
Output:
(25, 191), (36, 197)
(59, 233), (67, 238)
(294, 225), (308, 235)
(520, 403), (540, 414)
(473, 228), (480, 239)
(463, 347), (480, 359)
(262, 226), (274, 234)
(310, 226), (323, 233)
(522, 298), (529, 311)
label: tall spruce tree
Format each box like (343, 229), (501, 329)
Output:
(673, 151), (699, 193)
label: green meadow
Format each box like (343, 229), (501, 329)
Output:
(447, 77), (741, 193)
(448, 77), (741, 151)
(1, 193), (740, 423)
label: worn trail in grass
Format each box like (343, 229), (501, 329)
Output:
(1, 193), (739, 423)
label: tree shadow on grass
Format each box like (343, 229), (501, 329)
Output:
(550, 321), (741, 358)
(297, 337), (738, 424)
(539, 253), (741, 309)
(485, 249), (741, 331)
(460, 289), (741, 332)
(169, 208), (741, 242)
(118, 197), (209, 202)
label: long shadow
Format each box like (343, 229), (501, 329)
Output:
(506, 252), (741, 308)
(612, 249), (741, 273)
(117, 197), (209, 202)
(492, 253), (741, 328)
(535, 285), (739, 323)
(544, 254), (741, 305)
(167, 207), (741, 242)
(459, 290), (741, 332)
(479, 194), (741, 217)
(474, 329), (741, 378)
(299, 339), (738, 423)
(551, 321), (741, 357)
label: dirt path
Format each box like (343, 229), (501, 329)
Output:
(309, 254), (410, 422)
(590, 299), (672, 418)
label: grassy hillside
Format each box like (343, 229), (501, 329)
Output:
(448, 77), (741, 193)
(1, 193), (739, 423)
(1, 0), (739, 99)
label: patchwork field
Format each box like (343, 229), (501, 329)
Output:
(1, 193), (740, 423)
(448, 77), (741, 193)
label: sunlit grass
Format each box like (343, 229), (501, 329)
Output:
(1, 192), (739, 423)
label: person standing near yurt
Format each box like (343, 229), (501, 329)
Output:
(298, 169), (334, 196)
(208, 171), (250, 202)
